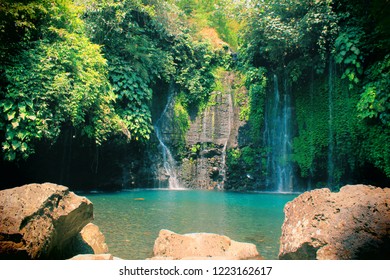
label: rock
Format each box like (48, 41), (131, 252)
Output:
(69, 254), (114, 260)
(68, 223), (109, 256)
(79, 223), (108, 254)
(0, 183), (93, 259)
(200, 148), (222, 158)
(279, 185), (390, 260)
(152, 229), (260, 260)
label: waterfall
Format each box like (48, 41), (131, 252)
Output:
(264, 74), (294, 192)
(219, 93), (233, 189)
(154, 92), (180, 189)
(327, 58), (335, 187)
(308, 68), (315, 190)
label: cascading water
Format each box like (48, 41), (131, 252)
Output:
(154, 92), (180, 189)
(308, 68), (315, 190)
(219, 93), (233, 189)
(327, 58), (335, 187)
(264, 74), (294, 192)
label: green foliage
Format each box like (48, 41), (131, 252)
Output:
(226, 145), (265, 190)
(0, 0), (221, 161)
(3, 0), (389, 186)
(173, 38), (216, 108)
(0, 0), (49, 48)
(362, 124), (390, 177)
(190, 143), (201, 154)
(84, 0), (218, 138)
(244, 67), (267, 143)
(241, 146), (256, 167)
(334, 27), (364, 88)
(83, 0), (176, 141)
(357, 54), (390, 126)
(227, 147), (241, 167)
(172, 0), (243, 49)
(108, 57), (153, 141)
(0, 0), (121, 161)
(173, 95), (190, 134)
(241, 0), (338, 75)
(293, 70), (362, 182)
(212, 67), (225, 93)
(240, 0), (390, 185)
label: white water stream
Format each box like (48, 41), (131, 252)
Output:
(328, 58), (335, 187)
(154, 93), (180, 189)
(219, 93), (233, 189)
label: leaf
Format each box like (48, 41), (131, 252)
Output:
(6, 151), (16, 161)
(2, 101), (14, 112)
(2, 142), (10, 151)
(12, 141), (21, 150)
(26, 100), (34, 109)
(12, 121), (19, 129)
(17, 131), (27, 140)
(26, 115), (36, 121)
(21, 142), (28, 152)
(7, 112), (16, 121)
(352, 47), (360, 55)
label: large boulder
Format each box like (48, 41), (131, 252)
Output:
(279, 185), (390, 260)
(0, 183), (93, 259)
(152, 229), (261, 260)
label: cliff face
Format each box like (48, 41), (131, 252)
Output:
(141, 70), (247, 190)
(178, 71), (245, 189)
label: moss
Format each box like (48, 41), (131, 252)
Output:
(292, 65), (364, 184)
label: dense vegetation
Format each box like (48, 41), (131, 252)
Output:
(234, 0), (390, 189)
(0, 0), (389, 190)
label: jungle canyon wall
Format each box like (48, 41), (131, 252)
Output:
(179, 71), (239, 189)
(292, 60), (390, 190)
(2, 0), (390, 193)
(149, 71), (244, 190)
(3, 62), (389, 192)
(154, 60), (390, 192)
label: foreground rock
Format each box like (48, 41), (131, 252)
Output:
(151, 229), (261, 260)
(69, 254), (114, 260)
(279, 185), (390, 260)
(67, 222), (109, 256)
(79, 223), (109, 254)
(0, 183), (93, 259)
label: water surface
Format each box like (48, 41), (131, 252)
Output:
(87, 189), (297, 260)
